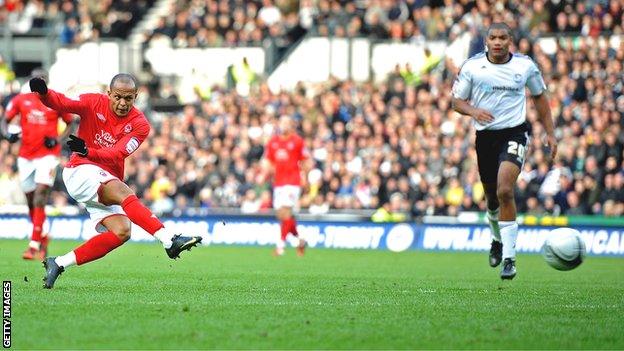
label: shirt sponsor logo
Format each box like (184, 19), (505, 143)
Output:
(94, 130), (117, 148)
(26, 110), (47, 125)
(492, 86), (521, 92)
(275, 149), (290, 161)
(125, 137), (139, 154)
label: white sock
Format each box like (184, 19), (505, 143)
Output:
(29, 240), (40, 250)
(276, 240), (285, 255)
(55, 251), (77, 268)
(487, 208), (501, 242)
(153, 227), (173, 249)
(500, 221), (518, 260)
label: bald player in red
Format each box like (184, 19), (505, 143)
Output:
(28, 74), (202, 289)
(0, 69), (76, 260)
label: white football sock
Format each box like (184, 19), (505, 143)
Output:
(275, 240), (286, 255)
(487, 208), (501, 242)
(499, 221), (518, 260)
(29, 240), (40, 250)
(153, 227), (173, 249)
(55, 251), (76, 268)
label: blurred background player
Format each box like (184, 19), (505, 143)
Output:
(451, 23), (557, 280)
(0, 69), (76, 260)
(264, 115), (309, 256)
(28, 74), (202, 288)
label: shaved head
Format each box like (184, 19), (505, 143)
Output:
(110, 73), (138, 90)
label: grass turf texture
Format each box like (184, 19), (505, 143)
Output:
(1, 239), (623, 349)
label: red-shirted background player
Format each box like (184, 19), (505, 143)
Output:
(0, 69), (76, 260)
(28, 74), (202, 289)
(264, 115), (309, 256)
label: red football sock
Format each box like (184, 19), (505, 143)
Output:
(121, 195), (164, 235)
(280, 220), (289, 241)
(28, 208), (34, 220)
(286, 217), (298, 236)
(74, 231), (123, 265)
(31, 207), (45, 243)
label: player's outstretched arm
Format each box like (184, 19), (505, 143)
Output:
(533, 93), (557, 159)
(29, 78), (88, 115)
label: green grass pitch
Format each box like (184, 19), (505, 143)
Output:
(1, 239), (623, 349)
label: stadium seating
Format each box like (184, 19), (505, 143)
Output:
(0, 0), (623, 218)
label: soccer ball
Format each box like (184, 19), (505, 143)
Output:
(542, 228), (586, 271)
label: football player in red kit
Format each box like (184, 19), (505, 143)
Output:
(28, 74), (202, 289)
(0, 69), (76, 260)
(264, 115), (309, 256)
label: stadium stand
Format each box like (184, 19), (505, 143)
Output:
(0, 0), (155, 42)
(0, 0), (623, 219)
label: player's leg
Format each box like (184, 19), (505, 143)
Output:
(497, 161), (521, 280)
(32, 184), (51, 259)
(497, 127), (529, 280)
(98, 179), (201, 258)
(54, 214), (129, 269)
(18, 157), (39, 259)
(31, 155), (60, 259)
(275, 204), (287, 256)
(281, 186), (304, 256)
(44, 206), (129, 289)
(25, 191), (35, 220)
(286, 206), (306, 257)
(475, 132), (503, 267)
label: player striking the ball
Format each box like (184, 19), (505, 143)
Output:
(0, 69), (76, 260)
(264, 115), (308, 256)
(451, 23), (557, 279)
(29, 74), (202, 289)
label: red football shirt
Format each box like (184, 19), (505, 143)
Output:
(265, 133), (307, 186)
(5, 93), (74, 159)
(40, 90), (150, 180)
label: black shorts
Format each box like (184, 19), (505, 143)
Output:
(475, 122), (531, 184)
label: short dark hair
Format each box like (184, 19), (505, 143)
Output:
(110, 73), (138, 90)
(487, 22), (513, 38)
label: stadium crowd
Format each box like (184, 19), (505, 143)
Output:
(0, 0), (623, 219)
(142, 0), (624, 48)
(0, 0), (154, 44)
(2, 32), (624, 218)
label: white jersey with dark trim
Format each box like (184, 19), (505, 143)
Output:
(452, 52), (546, 131)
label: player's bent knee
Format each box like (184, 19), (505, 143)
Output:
(102, 216), (132, 242)
(112, 226), (132, 242)
(496, 186), (514, 203)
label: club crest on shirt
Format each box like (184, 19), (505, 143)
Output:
(124, 124), (132, 133)
(96, 113), (106, 122)
(513, 73), (522, 83)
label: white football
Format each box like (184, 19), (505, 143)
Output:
(542, 228), (586, 271)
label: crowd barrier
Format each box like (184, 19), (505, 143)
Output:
(0, 215), (622, 257)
